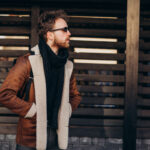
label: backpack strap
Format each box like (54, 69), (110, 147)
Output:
(16, 51), (35, 101)
(24, 69), (33, 101)
(23, 51), (34, 101)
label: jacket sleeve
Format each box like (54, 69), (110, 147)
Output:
(0, 56), (36, 118)
(69, 73), (81, 111)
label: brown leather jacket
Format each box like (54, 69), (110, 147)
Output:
(0, 52), (81, 148)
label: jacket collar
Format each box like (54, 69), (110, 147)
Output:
(31, 45), (40, 55)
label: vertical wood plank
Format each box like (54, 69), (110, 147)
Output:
(31, 5), (40, 48)
(124, 0), (140, 150)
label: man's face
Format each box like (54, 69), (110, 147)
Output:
(51, 18), (71, 49)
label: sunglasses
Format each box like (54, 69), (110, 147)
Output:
(51, 27), (69, 32)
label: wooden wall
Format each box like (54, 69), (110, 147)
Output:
(137, 0), (150, 139)
(0, 0), (150, 150)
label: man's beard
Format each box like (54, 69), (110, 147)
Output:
(53, 38), (70, 49)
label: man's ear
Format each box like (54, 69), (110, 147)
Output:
(46, 31), (54, 41)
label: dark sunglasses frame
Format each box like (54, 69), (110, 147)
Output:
(50, 27), (69, 32)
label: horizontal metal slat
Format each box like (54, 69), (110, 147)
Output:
(74, 64), (125, 71)
(70, 28), (126, 38)
(0, 123), (17, 134)
(138, 109), (150, 118)
(77, 85), (124, 93)
(70, 41), (125, 49)
(137, 128), (150, 138)
(0, 116), (18, 124)
(0, 7), (30, 13)
(0, 50), (28, 57)
(70, 52), (125, 60)
(139, 64), (150, 72)
(69, 17), (125, 26)
(70, 127), (122, 138)
(0, 16), (30, 23)
(0, 39), (30, 46)
(139, 41), (150, 50)
(73, 108), (124, 117)
(138, 86), (150, 94)
(139, 54), (150, 61)
(139, 75), (150, 83)
(140, 31), (150, 38)
(70, 118), (123, 126)
(137, 120), (150, 128)
(66, 8), (125, 16)
(0, 107), (14, 115)
(75, 74), (125, 82)
(0, 61), (13, 68)
(81, 97), (124, 105)
(0, 72), (7, 79)
(0, 26), (30, 35)
(138, 98), (150, 107)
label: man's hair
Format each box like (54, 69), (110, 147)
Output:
(38, 10), (68, 41)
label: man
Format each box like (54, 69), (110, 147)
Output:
(0, 10), (81, 150)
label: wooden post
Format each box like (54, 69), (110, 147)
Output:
(124, 0), (140, 150)
(30, 5), (40, 48)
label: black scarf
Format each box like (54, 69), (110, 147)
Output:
(39, 38), (68, 129)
